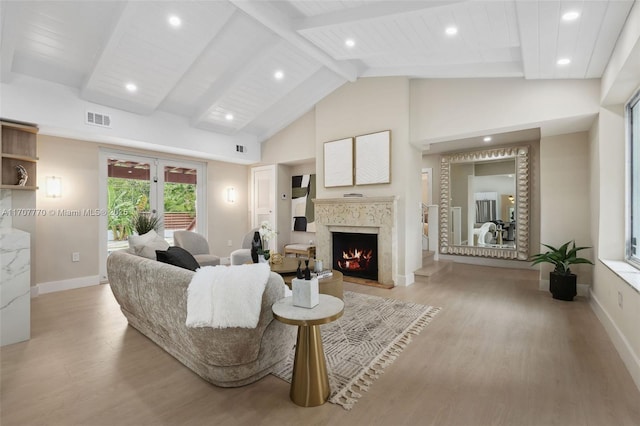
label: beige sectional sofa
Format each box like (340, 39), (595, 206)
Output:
(107, 250), (296, 387)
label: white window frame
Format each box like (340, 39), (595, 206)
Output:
(627, 90), (640, 268)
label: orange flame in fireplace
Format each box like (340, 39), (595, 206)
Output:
(337, 248), (373, 271)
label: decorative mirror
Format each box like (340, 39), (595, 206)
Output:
(439, 146), (529, 260)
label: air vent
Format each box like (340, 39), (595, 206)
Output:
(236, 145), (246, 153)
(85, 111), (111, 128)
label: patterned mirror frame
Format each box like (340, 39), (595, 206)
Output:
(439, 146), (530, 260)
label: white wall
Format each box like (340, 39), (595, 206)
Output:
(1, 75), (259, 165)
(261, 77), (421, 285)
(539, 132), (593, 286)
(410, 78), (600, 146)
(590, 103), (640, 387)
(590, 0), (640, 390)
(261, 109), (316, 165)
(34, 135), (249, 288)
(314, 77), (420, 285)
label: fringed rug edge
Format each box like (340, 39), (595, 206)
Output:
(328, 305), (442, 410)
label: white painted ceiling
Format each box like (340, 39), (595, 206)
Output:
(0, 0), (635, 147)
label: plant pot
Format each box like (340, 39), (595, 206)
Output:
(549, 272), (577, 301)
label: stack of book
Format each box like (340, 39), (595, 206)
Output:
(315, 269), (333, 279)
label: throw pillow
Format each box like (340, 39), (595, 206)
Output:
(128, 229), (159, 248)
(156, 246), (200, 271)
(134, 238), (170, 260)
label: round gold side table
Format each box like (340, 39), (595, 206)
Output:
(271, 294), (344, 407)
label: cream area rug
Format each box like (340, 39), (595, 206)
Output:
(272, 291), (441, 410)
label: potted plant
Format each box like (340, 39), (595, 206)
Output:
(133, 212), (162, 235)
(258, 221), (276, 263)
(530, 240), (594, 301)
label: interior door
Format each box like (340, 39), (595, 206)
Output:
(251, 165), (276, 250)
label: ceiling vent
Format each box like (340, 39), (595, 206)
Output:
(85, 111), (111, 128)
(236, 145), (246, 153)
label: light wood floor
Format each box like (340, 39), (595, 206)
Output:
(2, 263), (639, 426)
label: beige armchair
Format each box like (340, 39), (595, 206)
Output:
(173, 231), (220, 267)
(230, 228), (258, 265)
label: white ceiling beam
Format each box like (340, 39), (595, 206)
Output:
(294, 0), (465, 30)
(229, 0), (358, 82)
(82, 2), (236, 111)
(514, 1), (540, 79)
(0, 2), (27, 83)
(190, 36), (282, 127)
(80, 1), (136, 96)
(362, 61), (524, 79)
(154, 8), (238, 108)
(248, 68), (347, 142)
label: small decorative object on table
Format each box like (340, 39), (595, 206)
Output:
(16, 165), (28, 186)
(304, 259), (311, 280)
(296, 259), (303, 279)
(292, 276), (319, 308)
(316, 269), (333, 279)
(271, 252), (283, 265)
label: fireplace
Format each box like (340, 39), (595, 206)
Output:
(332, 232), (378, 281)
(314, 196), (397, 286)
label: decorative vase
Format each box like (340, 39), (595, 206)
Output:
(549, 272), (577, 301)
(251, 231), (262, 263)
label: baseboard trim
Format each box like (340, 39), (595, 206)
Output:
(590, 290), (640, 392)
(395, 273), (415, 287)
(538, 280), (590, 297)
(35, 275), (101, 296)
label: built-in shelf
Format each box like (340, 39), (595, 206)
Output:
(1, 119), (38, 190)
(1, 153), (38, 162)
(0, 185), (38, 190)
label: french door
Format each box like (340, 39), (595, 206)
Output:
(99, 150), (206, 281)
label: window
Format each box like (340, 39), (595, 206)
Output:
(628, 90), (640, 266)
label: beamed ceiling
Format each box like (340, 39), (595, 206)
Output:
(0, 0), (635, 151)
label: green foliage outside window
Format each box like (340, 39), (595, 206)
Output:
(107, 178), (196, 240)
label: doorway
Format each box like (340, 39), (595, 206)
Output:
(99, 150), (206, 281)
(421, 168), (432, 250)
(251, 165), (277, 251)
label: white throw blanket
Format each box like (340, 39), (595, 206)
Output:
(186, 263), (270, 329)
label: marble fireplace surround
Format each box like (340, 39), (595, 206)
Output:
(314, 197), (397, 286)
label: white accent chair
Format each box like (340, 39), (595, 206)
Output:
(173, 231), (220, 267)
(474, 222), (497, 246)
(230, 228), (258, 265)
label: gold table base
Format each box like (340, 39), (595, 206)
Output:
(290, 325), (330, 407)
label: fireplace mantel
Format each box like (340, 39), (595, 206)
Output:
(314, 196), (397, 286)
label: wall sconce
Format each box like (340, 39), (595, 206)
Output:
(46, 176), (62, 198)
(226, 187), (236, 204)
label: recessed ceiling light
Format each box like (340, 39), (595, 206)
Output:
(125, 83), (137, 92)
(562, 11), (580, 21)
(225, 113), (234, 121)
(557, 58), (571, 66)
(274, 70), (284, 80)
(168, 15), (181, 27)
(483, 136), (492, 142)
(345, 38), (355, 48)
(445, 26), (458, 36)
